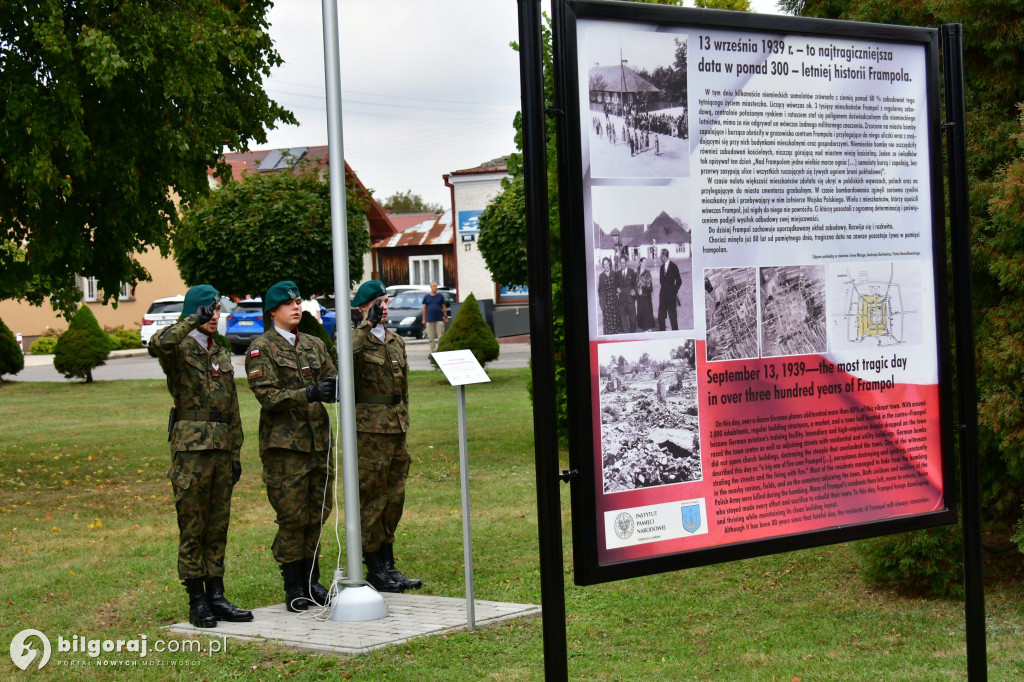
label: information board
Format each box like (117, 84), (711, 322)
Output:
(557, 2), (954, 584)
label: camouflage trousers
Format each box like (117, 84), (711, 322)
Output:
(168, 449), (235, 579)
(357, 432), (411, 552)
(261, 448), (335, 564)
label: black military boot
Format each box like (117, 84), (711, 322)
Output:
(380, 543), (422, 590)
(280, 561), (309, 612)
(204, 576), (254, 622)
(183, 578), (216, 628)
(363, 549), (405, 593)
(303, 556), (332, 606)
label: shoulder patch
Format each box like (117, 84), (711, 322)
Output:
(250, 349), (260, 357)
(249, 368), (263, 379)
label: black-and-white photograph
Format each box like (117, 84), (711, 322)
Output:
(593, 186), (693, 336)
(704, 267), (759, 362)
(760, 265), (827, 358)
(580, 22), (689, 178)
(598, 339), (700, 493)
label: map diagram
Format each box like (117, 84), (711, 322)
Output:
(829, 261), (922, 352)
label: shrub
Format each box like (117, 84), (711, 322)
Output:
(855, 525), (964, 598)
(53, 305), (112, 382)
(29, 337), (58, 355)
(106, 327), (142, 350)
(432, 293), (499, 368)
(39, 326), (63, 338)
(0, 316), (24, 382)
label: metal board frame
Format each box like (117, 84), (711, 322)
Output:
(554, 0), (955, 586)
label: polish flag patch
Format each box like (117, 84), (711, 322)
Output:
(250, 349), (260, 357)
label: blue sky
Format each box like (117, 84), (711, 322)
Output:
(256, 0), (782, 208)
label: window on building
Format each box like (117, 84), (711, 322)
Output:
(409, 256), (442, 286)
(118, 281), (134, 301)
(80, 276), (98, 302)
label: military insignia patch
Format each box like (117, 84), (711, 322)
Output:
(250, 349), (260, 357)
(249, 368), (263, 378)
(212, 363), (221, 378)
(288, 288), (296, 298)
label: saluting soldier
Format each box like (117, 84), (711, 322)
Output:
(153, 284), (252, 629)
(351, 280), (421, 592)
(245, 281), (339, 612)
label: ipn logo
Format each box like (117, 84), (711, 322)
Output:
(9, 629), (51, 671)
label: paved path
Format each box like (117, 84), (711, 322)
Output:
(167, 592), (541, 655)
(10, 339), (531, 382)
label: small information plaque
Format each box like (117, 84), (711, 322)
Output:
(431, 350), (491, 387)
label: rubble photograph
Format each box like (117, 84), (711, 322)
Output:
(760, 264), (828, 357)
(704, 266), (759, 362)
(598, 339), (700, 493)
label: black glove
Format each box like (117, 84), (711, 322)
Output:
(231, 461), (241, 485)
(366, 299), (384, 327)
(306, 376), (338, 403)
(195, 304), (216, 326)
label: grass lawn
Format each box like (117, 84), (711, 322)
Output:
(0, 369), (1021, 680)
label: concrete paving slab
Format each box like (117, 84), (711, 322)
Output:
(167, 593), (541, 655)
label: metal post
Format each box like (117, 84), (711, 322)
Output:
(321, 0), (387, 620)
(517, 0), (569, 679)
(941, 23), (986, 680)
(457, 384), (476, 630)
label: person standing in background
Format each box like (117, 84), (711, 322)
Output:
(420, 281), (448, 352)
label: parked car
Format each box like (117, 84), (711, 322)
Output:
(141, 295), (185, 356)
(225, 298), (264, 354)
(383, 289), (458, 339)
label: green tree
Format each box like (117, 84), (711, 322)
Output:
(172, 167), (372, 297)
(0, 1), (294, 318)
(433, 293), (500, 368)
(382, 189), (443, 214)
(695, 0), (750, 9)
(0, 316), (24, 382)
(53, 305), (111, 382)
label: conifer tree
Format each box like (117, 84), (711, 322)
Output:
(0, 316), (24, 383)
(433, 294), (500, 368)
(53, 305), (111, 382)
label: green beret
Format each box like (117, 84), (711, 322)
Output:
(182, 284), (219, 317)
(351, 280), (386, 308)
(264, 280), (302, 312)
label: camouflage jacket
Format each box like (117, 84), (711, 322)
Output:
(153, 314), (243, 459)
(351, 321), (409, 434)
(245, 329), (337, 452)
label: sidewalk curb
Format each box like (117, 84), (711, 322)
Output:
(21, 347), (150, 367)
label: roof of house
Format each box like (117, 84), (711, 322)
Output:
(448, 156), (510, 177)
(588, 65), (661, 94)
(596, 211), (690, 248)
(374, 211), (453, 248)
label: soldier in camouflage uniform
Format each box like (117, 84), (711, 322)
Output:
(351, 280), (421, 592)
(153, 284), (252, 628)
(245, 281), (339, 612)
